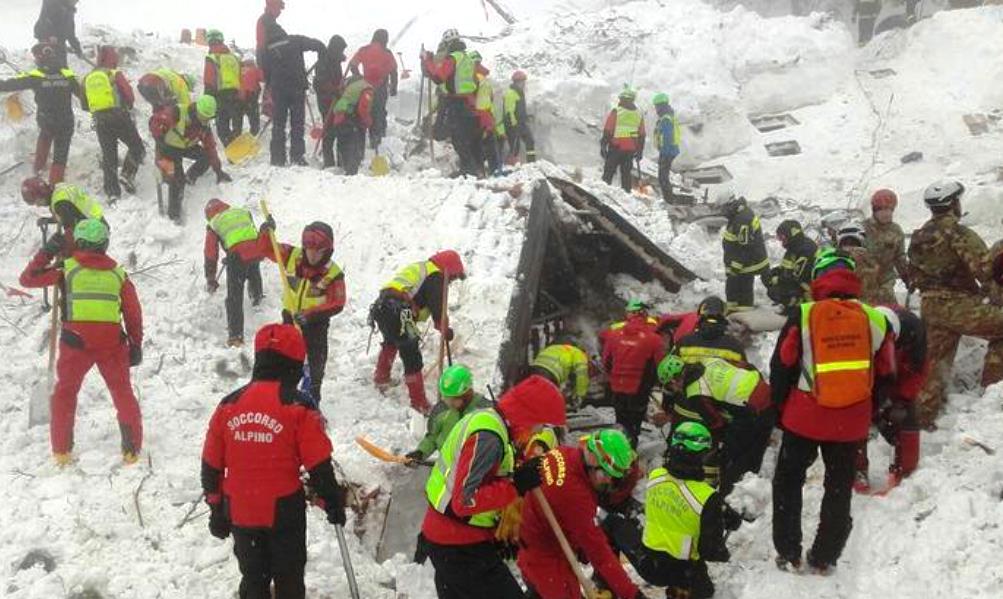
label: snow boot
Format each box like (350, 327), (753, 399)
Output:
(53, 452), (73, 467)
(852, 470), (871, 494)
(404, 372), (431, 414)
(775, 555), (802, 572)
(122, 451), (140, 465)
(48, 163), (65, 185)
(373, 344), (397, 389)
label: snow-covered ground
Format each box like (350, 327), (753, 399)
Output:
(2, 1), (1003, 598)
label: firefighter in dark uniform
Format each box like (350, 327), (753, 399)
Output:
(764, 219), (818, 314)
(721, 196), (769, 312)
(677, 296), (748, 367)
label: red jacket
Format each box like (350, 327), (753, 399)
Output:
(657, 311), (699, 345)
(149, 104), (221, 171)
(518, 447), (639, 599)
(601, 315), (666, 394)
(19, 250), (143, 349)
(603, 104), (646, 153)
(261, 240), (346, 320)
(347, 43), (397, 88)
(203, 228), (268, 282)
(201, 379), (333, 527)
(770, 269), (896, 442)
(421, 52), (488, 106)
(239, 65), (264, 101)
(203, 43), (236, 95)
(111, 71), (136, 109)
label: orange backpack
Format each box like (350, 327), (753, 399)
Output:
(802, 300), (877, 408)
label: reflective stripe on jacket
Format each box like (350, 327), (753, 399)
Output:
(282, 248), (344, 315)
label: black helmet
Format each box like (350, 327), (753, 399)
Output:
(923, 180), (964, 210)
(697, 296), (726, 319)
(776, 219), (803, 242)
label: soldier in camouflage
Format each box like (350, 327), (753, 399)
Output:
(835, 224), (884, 305)
(907, 181), (1003, 429)
(988, 235), (1003, 307)
(863, 189), (910, 306)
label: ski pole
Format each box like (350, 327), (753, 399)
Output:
(334, 524), (361, 599)
(531, 488), (599, 599)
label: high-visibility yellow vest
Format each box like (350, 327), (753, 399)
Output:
(613, 107), (642, 139)
(383, 260), (440, 321)
(282, 248), (343, 315)
(51, 184), (104, 221)
(63, 257), (125, 323)
(209, 208), (257, 251)
(334, 78), (372, 116)
(154, 68), (191, 108)
(450, 51), (477, 95)
(532, 344), (590, 399)
(798, 300), (887, 408)
(475, 78), (494, 113)
(425, 408), (514, 528)
(83, 68), (120, 113)
(20, 68), (76, 84)
(207, 52), (240, 91)
(163, 104), (193, 149)
(503, 88), (520, 126)
(642, 467), (714, 560)
(684, 358), (760, 410)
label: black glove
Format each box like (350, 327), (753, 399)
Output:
(413, 532), (430, 564)
(324, 488), (347, 526)
(42, 232), (65, 256)
(495, 540), (519, 561)
(208, 504), (231, 539)
(722, 505), (744, 532)
(512, 456), (544, 496)
(443, 327), (454, 342)
(216, 170), (233, 184)
(260, 214), (276, 233)
(404, 450), (425, 466)
(206, 278), (219, 293)
(129, 343), (143, 367)
(36, 216), (58, 229)
(293, 313), (309, 328)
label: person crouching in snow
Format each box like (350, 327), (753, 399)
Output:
(19, 218), (144, 466)
(259, 218), (346, 404)
(405, 364), (492, 465)
(603, 422), (730, 599)
(201, 323), (348, 599)
(517, 428), (651, 599)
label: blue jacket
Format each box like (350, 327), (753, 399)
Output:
(655, 107), (680, 159)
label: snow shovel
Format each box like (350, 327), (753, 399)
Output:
(29, 285), (59, 427)
(335, 524), (361, 599)
(4, 94), (26, 123)
(225, 119), (271, 165)
(531, 488), (599, 599)
(369, 151), (390, 177)
(355, 436), (433, 467)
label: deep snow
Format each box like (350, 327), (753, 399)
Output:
(1, 1), (1003, 598)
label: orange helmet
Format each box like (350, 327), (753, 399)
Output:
(430, 250), (466, 280)
(204, 198), (229, 220)
(21, 177), (53, 206)
(870, 188), (898, 211)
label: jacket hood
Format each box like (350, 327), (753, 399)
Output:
(810, 268), (861, 300)
(497, 375), (567, 435)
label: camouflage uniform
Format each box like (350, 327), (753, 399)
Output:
(907, 213), (1003, 427)
(843, 245), (883, 305)
(989, 240), (1003, 307)
(863, 217), (910, 306)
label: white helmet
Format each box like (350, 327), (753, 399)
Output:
(442, 29), (461, 43)
(923, 180), (964, 209)
(837, 224), (867, 248)
(875, 305), (901, 338)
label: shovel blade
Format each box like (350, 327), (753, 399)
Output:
(5, 94), (26, 123)
(370, 154), (390, 177)
(225, 133), (261, 165)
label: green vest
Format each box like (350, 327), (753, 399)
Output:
(63, 257), (126, 323)
(503, 88), (520, 125)
(425, 408), (515, 528)
(163, 104), (193, 149)
(154, 68), (191, 108)
(684, 358), (760, 410)
(654, 113), (680, 149)
(614, 106), (642, 139)
(282, 248), (343, 315)
(51, 184), (103, 221)
(642, 467), (714, 560)
(208, 52), (240, 91)
(209, 208), (257, 251)
(451, 51), (477, 95)
(334, 78), (372, 116)
(383, 260), (440, 321)
(83, 68), (120, 112)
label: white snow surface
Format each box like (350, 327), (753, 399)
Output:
(1, 1), (1003, 598)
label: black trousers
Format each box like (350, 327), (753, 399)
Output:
(271, 88), (306, 165)
(725, 273), (755, 310)
(507, 123), (535, 161)
(215, 89), (241, 146)
(36, 124), (73, 170)
(772, 431), (856, 567)
(158, 144), (211, 221)
(658, 154), (675, 201)
(236, 93), (261, 136)
(94, 109), (145, 198)
(336, 123), (366, 175)
(372, 295), (423, 374)
(611, 389), (650, 448)
(427, 540), (525, 599)
(483, 133), (502, 175)
(720, 412), (775, 497)
(224, 254), (263, 340)
(232, 493), (308, 599)
(445, 97), (482, 177)
(370, 84), (389, 149)
(602, 148), (634, 192)
(302, 318), (330, 403)
(603, 513), (714, 598)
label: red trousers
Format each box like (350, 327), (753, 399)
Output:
(51, 342), (142, 454)
(518, 550), (579, 599)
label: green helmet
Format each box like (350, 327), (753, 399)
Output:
(619, 87), (637, 101)
(196, 94), (217, 120)
(439, 364), (473, 398)
(652, 92), (670, 105)
(811, 247), (855, 280)
(671, 421), (712, 453)
(626, 299), (649, 313)
(74, 218), (109, 249)
(584, 429), (634, 478)
(206, 29), (224, 44)
(657, 354), (684, 384)
(468, 50), (482, 62)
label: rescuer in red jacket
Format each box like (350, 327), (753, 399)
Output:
(201, 323), (347, 599)
(19, 219), (144, 465)
(601, 308), (666, 447)
(347, 28), (398, 150)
